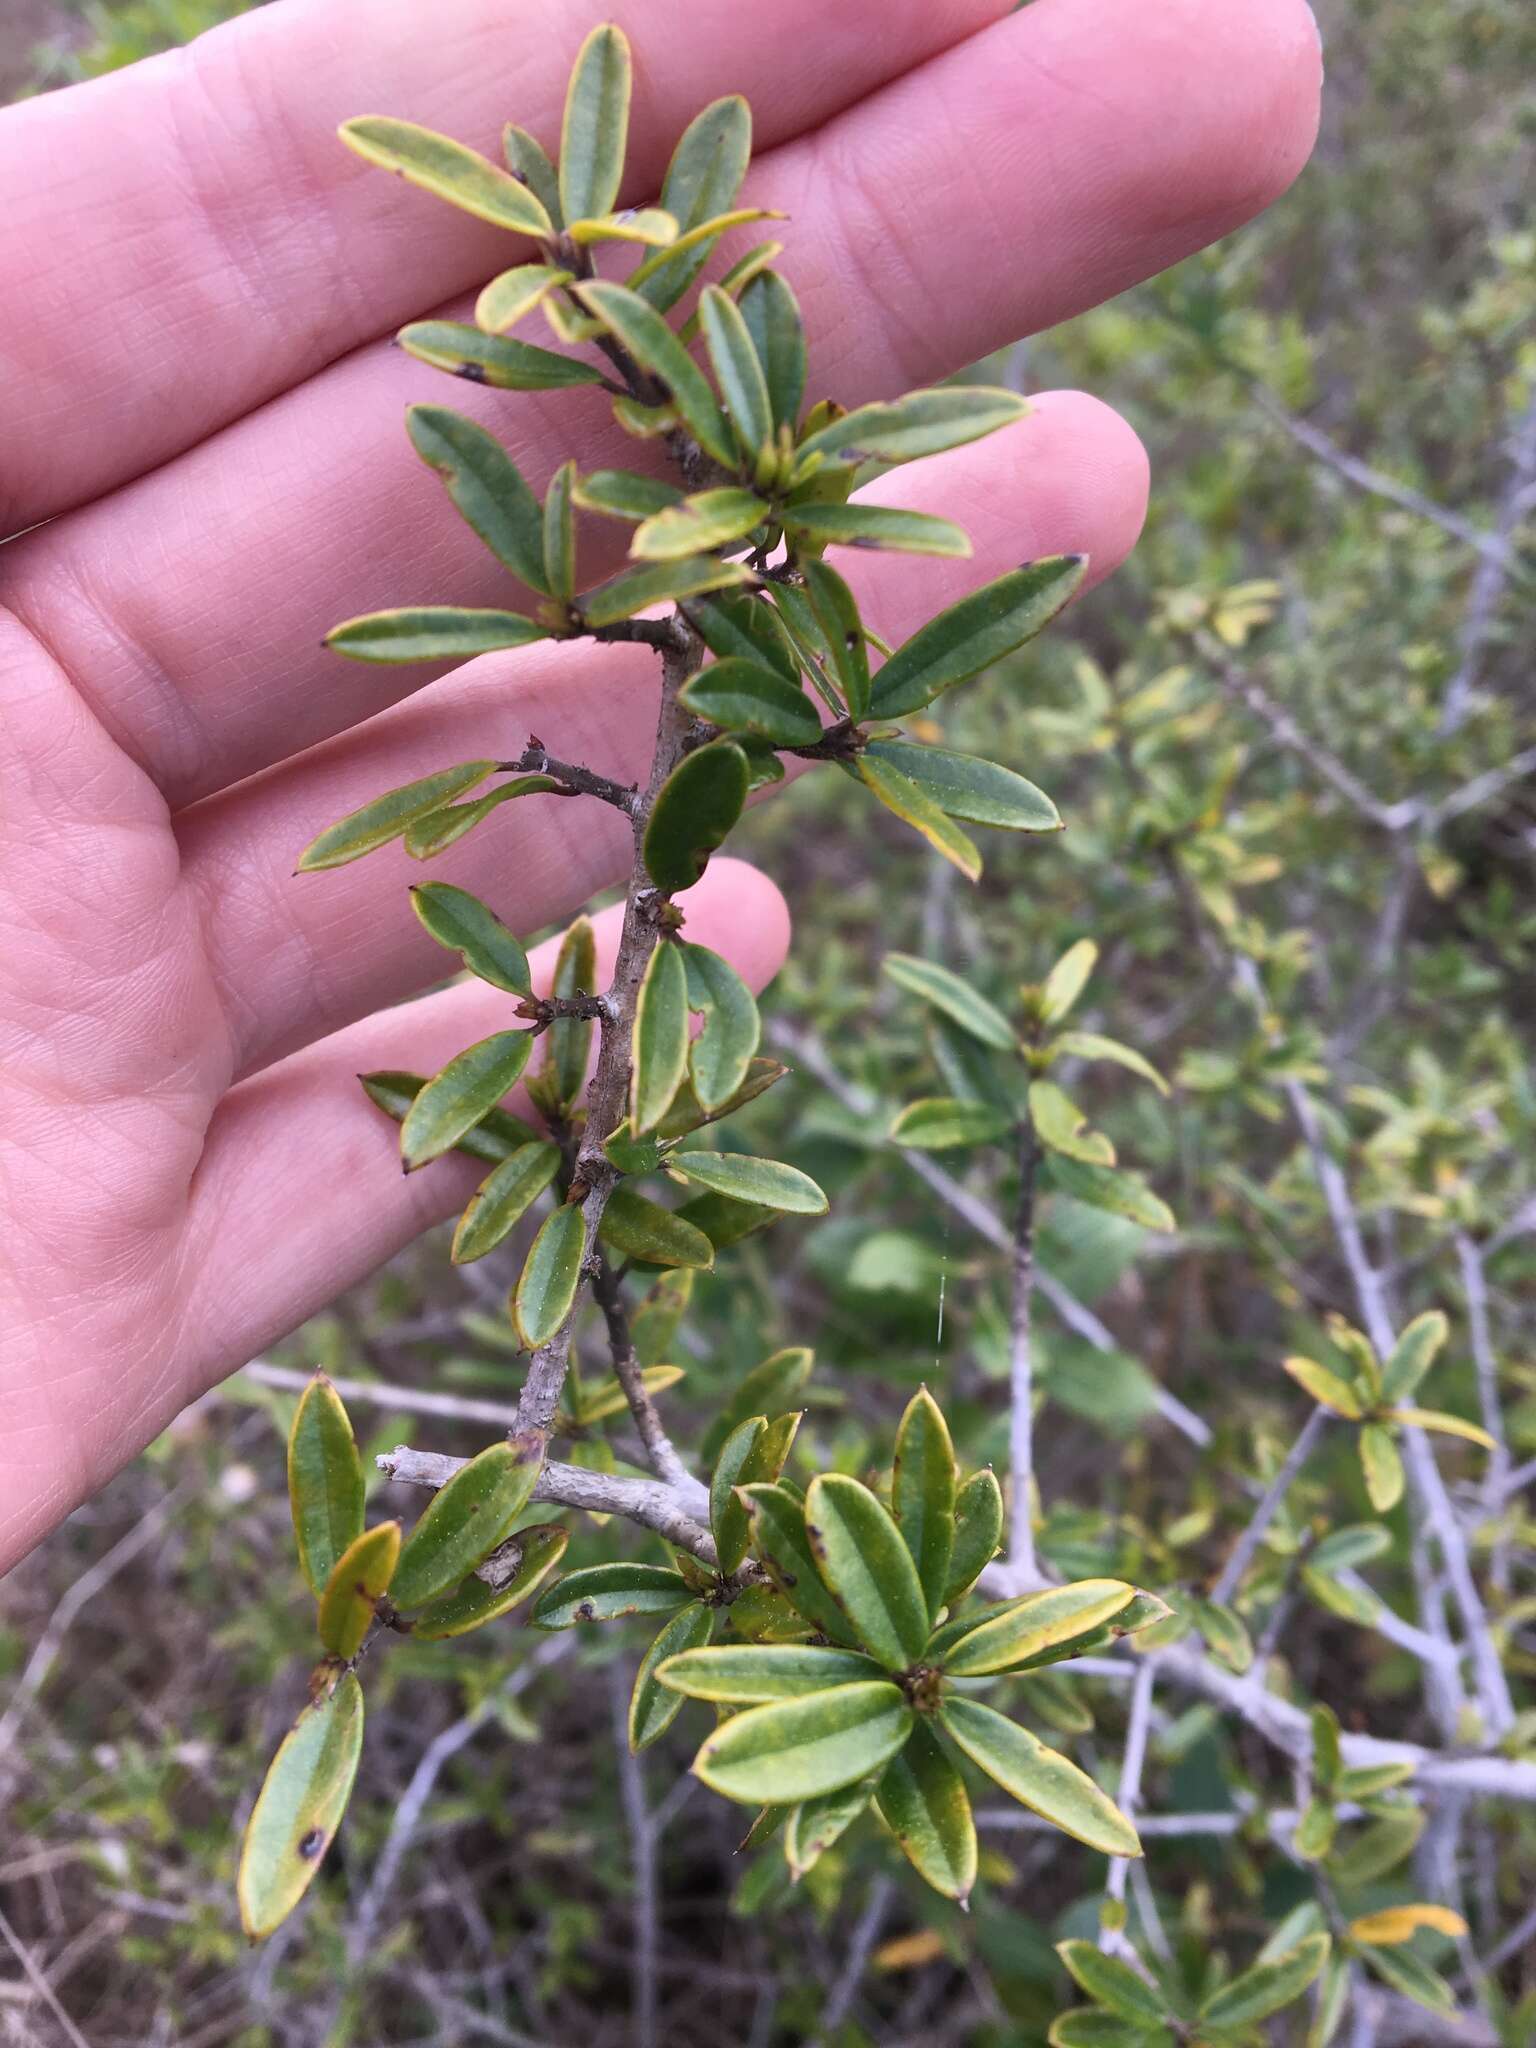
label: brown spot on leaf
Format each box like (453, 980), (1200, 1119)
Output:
(298, 1829), (325, 1860)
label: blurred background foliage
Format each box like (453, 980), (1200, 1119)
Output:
(1, 1), (1533, 2043)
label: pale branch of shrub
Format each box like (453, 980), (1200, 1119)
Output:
(609, 1658), (661, 2048)
(591, 1253), (695, 1493)
(1099, 1656), (1156, 1954)
(1008, 1112), (1041, 1584)
(1453, 1232), (1512, 1530)
(1208, 1405), (1330, 1606)
(1438, 382), (1536, 735)
(503, 739), (642, 815)
(244, 1358), (526, 1433)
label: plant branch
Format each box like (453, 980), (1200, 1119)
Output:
(1008, 1113), (1041, 1583)
(1100, 1656), (1156, 1951)
(592, 1254), (694, 1491)
(1208, 1406), (1330, 1606)
(1438, 384), (1536, 736)
(504, 738), (641, 815)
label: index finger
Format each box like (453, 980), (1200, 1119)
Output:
(0, 0), (1008, 532)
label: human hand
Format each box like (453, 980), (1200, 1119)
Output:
(0, 0), (1319, 1570)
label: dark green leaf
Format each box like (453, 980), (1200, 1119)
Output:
(804, 1474), (930, 1669)
(630, 1602), (713, 1752)
(598, 1185), (715, 1270)
(1310, 1524), (1393, 1574)
(869, 557), (1088, 717)
(399, 320), (605, 390)
(1357, 1944), (1455, 2013)
(787, 503), (971, 557)
(404, 775), (559, 859)
(1380, 1310), (1449, 1404)
(317, 1521), (401, 1660)
(784, 1779), (874, 1878)
(738, 1483), (859, 1644)
(559, 20), (632, 218)
(738, 271), (805, 432)
(237, 1673), (365, 1939)
(534, 1562), (692, 1628)
(1048, 2014), (1163, 2048)
(632, 941), (691, 1135)
(637, 95), (752, 310)
(410, 882), (532, 994)
(679, 657), (820, 746)
(710, 1412), (801, 1575)
(691, 1682), (912, 1804)
(795, 385), (1028, 470)
(512, 1203), (587, 1347)
(297, 761), (498, 871)
(542, 457), (577, 602)
(410, 1523), (568, 1638)
(669, 1150), (827, 1214)
(802, 560), (869, 717)
(452, 1141), (561, 1264)
(939, 1697), (1142, 1856)
(287, 1376), (365, 1599)
(883, 953), (1016, 1050)
(359, 1070), (539, 1161)
(545, 914), (598, 1111)
(864, 740), (1060, 833)
(1045, 1156), (1175, 1234)
(658, 1643), (879, 1702)
(340, 117), (552, 235)
(502, 123), (563, 227)
(942, 1581), (1135, 1677)
(392, 1435), (543, 1610)
(699, 285), (773, 461)
(325, 605), (548, 664)
(675, 1189), (780, 1254)
(576, 280), (735, 466)
(1198, 1934), (1331, 2027)
(875, 1720), (977, 1902)
(400, 1031), (535, 1171)
(683, 590), (800, 683)
(1055, 1943), (1168, 2025)
(892, 1389), (957, 1623)
(683, 944), (761, 1110)
(573, 469), (683, 521)
(580, 555), (753, 628)
(946, 1469), (1004, 1602)
(889, 1097), (1014, 1150)
(406, 405), (549, 591)
(632, 487), (767, 561)
(642, 742), (750, 893)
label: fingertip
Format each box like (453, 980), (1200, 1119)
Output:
(1015, 391), (1150, 589)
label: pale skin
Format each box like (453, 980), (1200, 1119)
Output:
(0, 0), (1321, 1572)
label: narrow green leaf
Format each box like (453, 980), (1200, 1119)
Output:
(632, 487), (767, 561)
(406, 406), (548, 591)
(1380, 1310), (1449, 1403)
(1040, 939), (1098, 1025)
(1294, 1797), (1337, 1861)
(1357, 1943), (1456, 2013)
(675, 1188), (779, 1253)
(452, 1141), (561, 1264)
(558, 23), (631, 222)
(400, 1031), (534, 1171)
(572, 1364), (685, 1429)
(890, 1097), (1013, 1150)
(1048, 2015), (1162, 2048)
(860, 755), (982, 879)
(883, 953), (1016, 1050)
(1336, 1763), (1417, 1801)
(547, 914), (597, 1111)
(359, 1071), (539, 1162)
(668, 1150), (827, 1214)
(1359, 1423), (1405, 1513)
(573, 469), (683, 521)
(642, 743), (750, 894)
(410, 1523), (568, 1638)
(410, 882), (531, 994)
(710, 1412), (800, 1574)
(404, 776), (558, 859)
(658, 1644), (879, 1703)
(684, 590), (800, 683)
(325, 605), (549, 664)
(340, 116), (553, 235)
(534, 1562), (692, 1628)
(630, 1602), (713, 1752)
(692, 1682), (913, 1804)
(287, 1376), (365, 1599)
(682, 944), (761, 1111)
(298, 761), (498, 871)
(237, 1673), (365, 1939)
(474, 261), (573, 336)
(512, 1203), (587, 1348)
(317, 1521), (401, 1660)
(580, 553), (753, 628)
(1192, 1597), (1252, 1673)
(893, 1390), (957, 1623)
(787, 503), (971, 557)
(939, 1697), (1142, 1856)
(1046, 1156), (1175, 1235)
(876, 1719), (977, 1901)
(575, 281), (735, 467)
(1029, 1080), (1116, 1166)
(699, 285), (774, 461)
(1329, 1807), (1423, 1886)
(784, 1779), (874, 1878)
(629, 208), (780, 291)
(598, 1185), (715, 1270)
(702, 1347), (814, 1461)
(1198, 1934), (1331, 2027)
(567, 206), (678, 247)
(802, 560), (870, 716)
(632, 942), (691, 1135)
(680, 661), (819, 753)
(1390, 1405), (1494, 1447)
(398, 320), (606, 390)
(1048, 1031), (1169, 1096)
(942, 1581), (1135, 1677)
(637, 95), (753, 310)
(869, 557), (1088, 717)
(946, 1469), (1004, 1601)
(392, 1435), (543, 1610)
(795, 385), (1028, 470)
(1311, 1524), (1392, 1574)
(738, 271), (806, 432)
(1283, 1354), (1364, 1417)
(738, 1483), (859, 1644)
(542, 457), (577, 602)
(804, 1474), (930, 1670)
(502, 123), (562, 226)
(1055, 1943), (1168, 2025)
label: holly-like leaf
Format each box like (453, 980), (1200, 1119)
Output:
(512, 1203), (587, 1348)
(406, 405), (549, 591)
(576, 281), (735, 467)
(892, 1390), (957, 1623)
(804, 1474), (930, 1670)
(297, 761), (499, 871)
(340, 116), (553, 235)
(410, 1524), (568, 1638)
(795, 386), (1027, 471)
(876, 1720), (977, 1902)
(287, 1376), (365, 1599)
(317, 1522), (401, 1661)
(632, 487), (767, 560)
(598, 1185), (715, 1270)
(237, 1673), (365, 1939)
(534, 1563), (693, 1629)
(678, 657), (821, 745)
(863, 740), (1060, 833)
(869, 557), (1087, 718)
(883, 953), (1016, 1050)
(668, 1150), (827, 1214)
(400, 1031), (535, 1171)
(1360, 1422), (1406, 1512)
(630, 1602), (714, 1752)
(632, 941), (691, 1135)
(391, 1436), (543, 1611)
(939, 1698), (1142, 1856)
(325, 605), (549, 664)
(946, 1469), (1004, 1602)
(691, 1682), (913, 1805)
(398, 320), (606, 390)
(410, 882), (532, 995)
(889, 1098), (1014, 1150)
(1197, 1934), (1331, 2028)
(943, 1581), (1136, 1677)
(452, 1141), (562, 1264)
(642, 742), (751, 894)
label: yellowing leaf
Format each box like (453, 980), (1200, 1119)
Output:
(1348, 1906), (1467, 1946)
